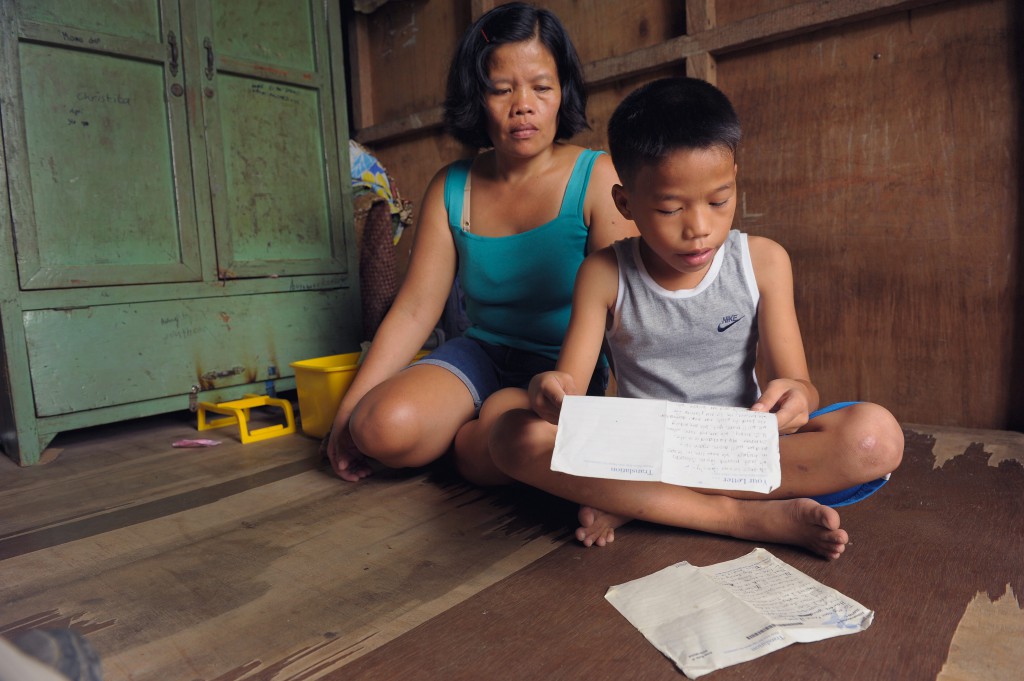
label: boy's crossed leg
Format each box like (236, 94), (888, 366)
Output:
(491, 401), (902, 560)
(575, 498), (845, 559)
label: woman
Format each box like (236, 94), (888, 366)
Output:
(326, 3), (635, 484)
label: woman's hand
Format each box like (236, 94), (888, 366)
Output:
(324, 417), (374, 482)
(751, 378), (812, 434)
(320, 164), (457, 483)
(528, 371), (578, 424)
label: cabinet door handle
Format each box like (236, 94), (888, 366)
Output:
(167, 31), (178, 77)
(204, 37), (215, 80)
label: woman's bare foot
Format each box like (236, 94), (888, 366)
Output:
(576, 506), (631, 547)
(732, 497), (848, 560)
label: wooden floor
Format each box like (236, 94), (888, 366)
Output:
(0, 402), (1021, 681)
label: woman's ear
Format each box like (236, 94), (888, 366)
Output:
(611, 184), (632, 220)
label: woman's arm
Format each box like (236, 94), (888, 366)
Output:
(332, 165), (459, 425)
(748, 235), (820, 433)
(531, 247), (619, 423)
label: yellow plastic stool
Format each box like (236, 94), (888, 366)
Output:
(197, 394), (296, 443)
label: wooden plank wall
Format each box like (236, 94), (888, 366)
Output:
(342, 0), (1021, 431)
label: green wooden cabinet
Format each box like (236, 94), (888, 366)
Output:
(0, 0), (361, 465)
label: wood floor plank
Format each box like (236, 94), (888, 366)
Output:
(0, 410), (317, 538)
(0, 413), (575, 681)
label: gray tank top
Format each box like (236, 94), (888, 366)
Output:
(607, 231), (761, 406)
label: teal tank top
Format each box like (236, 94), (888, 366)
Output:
(443, 149), (602, 360)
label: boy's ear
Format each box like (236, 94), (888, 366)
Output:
(611, 184), (633, 220)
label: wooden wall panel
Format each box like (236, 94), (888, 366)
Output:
(540, 0), (684, 64)
(346, 0), (1021, 429)
(724, 0), (1017, 427)
(357, 0), (468, 124)
(717, 0), (797, 25)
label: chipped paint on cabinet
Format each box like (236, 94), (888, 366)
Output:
(0, 0), (360, 465)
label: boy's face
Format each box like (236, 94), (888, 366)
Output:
(612, 147), (737, 289)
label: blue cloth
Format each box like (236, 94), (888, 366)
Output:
(805, 402), (890, 507)
(415, 336), (609, 410)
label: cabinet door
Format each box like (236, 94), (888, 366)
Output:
(0, 0), (202, 289)
(189, 0), (349, 280)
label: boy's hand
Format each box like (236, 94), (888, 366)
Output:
(751, 379), (811, 434)
(528, 371), (578, 424)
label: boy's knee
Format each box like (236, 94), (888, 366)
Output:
(490, 409), (555, 476)
(452, 447), (510, 487)
(478, 387), (529, 424)
(846, 403), (904, 477)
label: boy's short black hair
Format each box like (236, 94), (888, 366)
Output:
(443, 2), (589, 149)
(608, 77), (741, 187)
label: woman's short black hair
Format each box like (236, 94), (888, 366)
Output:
(443, 2), (589, 149)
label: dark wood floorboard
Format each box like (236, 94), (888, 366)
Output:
(0, 406), (576, 680)
(336, 426), (1024, 681)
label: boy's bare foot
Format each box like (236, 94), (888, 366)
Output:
(732, 497), (848, 560)
(576, 506), (630, 547)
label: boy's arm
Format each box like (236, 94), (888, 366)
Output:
(748, 236), (821, 433)
(529, 247), (619, 423)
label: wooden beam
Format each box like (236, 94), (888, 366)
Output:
(687, 0), (716, 33)
(685, 0), (718, 84)
(685, 51), (718, 83)
(586, 0), (947, 86)
(354, 0), (950, 144)
(354, 104), (445, 145)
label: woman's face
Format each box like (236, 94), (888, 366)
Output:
(483, 37), (561, 158)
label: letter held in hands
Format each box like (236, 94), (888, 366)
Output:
(551, 396), (781, 493)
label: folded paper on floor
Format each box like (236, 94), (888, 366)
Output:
(605, 548), (873, 679)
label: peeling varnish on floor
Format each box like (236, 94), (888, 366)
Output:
(904, 423), (1024, 469)
(936, 584), (1024, 681)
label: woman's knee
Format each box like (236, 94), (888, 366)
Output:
(352, 387), (471, 466)
(349, 366), (476, 467)
(349, 395), (416, 457)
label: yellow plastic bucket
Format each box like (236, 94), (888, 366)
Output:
(290, 350), (428, 438)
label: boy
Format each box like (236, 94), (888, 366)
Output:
(489, 77), (903, 560)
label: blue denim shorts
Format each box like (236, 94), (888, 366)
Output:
(805, 401), (891, 507)
(414, 336), (609, 410)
